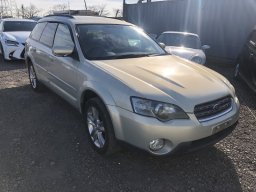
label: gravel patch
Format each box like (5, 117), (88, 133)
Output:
(0, 60), (255, 192)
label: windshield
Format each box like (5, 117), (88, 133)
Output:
(3, 21), (36, 32)
(77, 24), (166, 60)
(157, 33), (201, 49)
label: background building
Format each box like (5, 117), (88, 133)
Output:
(123, 0), (256, 63)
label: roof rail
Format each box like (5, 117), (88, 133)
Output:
(44, 14), (74, 19)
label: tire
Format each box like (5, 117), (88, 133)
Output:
(84, 97), (119, 155)
(28, 63), (42, 92)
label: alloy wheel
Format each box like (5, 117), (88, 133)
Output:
(87, 106), (106, 148)
(29, 65), (37, 89)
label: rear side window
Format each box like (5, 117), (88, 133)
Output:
(53, 24), (74, 49)
(30, 22), (47, 41)
(40, 23), (58, 47)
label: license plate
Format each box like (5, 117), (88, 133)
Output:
(212, 119), (232, 134)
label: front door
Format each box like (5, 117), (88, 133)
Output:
(48, 23), (79, 104)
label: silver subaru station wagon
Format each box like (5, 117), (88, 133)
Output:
(25, 15), (240, 156)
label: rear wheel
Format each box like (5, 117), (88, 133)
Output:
(84, 97), (119, 155)
(28, 63), (42, 92)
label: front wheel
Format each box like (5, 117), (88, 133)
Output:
(84, 97), (119, 155)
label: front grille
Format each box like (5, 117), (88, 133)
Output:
(194, 96), (232, 122)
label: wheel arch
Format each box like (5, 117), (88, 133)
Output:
(80, 86), (116, 115)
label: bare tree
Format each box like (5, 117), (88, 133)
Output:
(25, 4), (41, 18)
(89, 4), (109, 16)
(17, 4), (41, 18)
(47, 3), (68, 15)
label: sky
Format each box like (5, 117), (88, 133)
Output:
(15, 0), (139, 16)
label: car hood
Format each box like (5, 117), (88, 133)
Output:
(92, 55), (234, 112)
(165, 46), (205, 60)
(3, 31), (31, 43)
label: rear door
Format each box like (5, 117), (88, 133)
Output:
(49, 23), (79, 104)
(27, 22), (47, 80)
(37, 22), (58, 81)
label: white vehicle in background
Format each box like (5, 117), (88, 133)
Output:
(156, 31), (210, 65)
(0, 18), (36, 61)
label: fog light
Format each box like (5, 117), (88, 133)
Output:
(149, 139), (165, 151)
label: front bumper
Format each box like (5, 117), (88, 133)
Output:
(3, 43), (25, 60)
(108, 97), (240, 155)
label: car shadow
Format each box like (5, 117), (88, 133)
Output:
(0, 85), (242, 192)
(0, 59), (26, 72)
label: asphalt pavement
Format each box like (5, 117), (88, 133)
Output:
(0, 60), (255, 192)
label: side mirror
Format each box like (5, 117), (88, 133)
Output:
(202, 45), (210, 50)
(52, 46), (74, 57)
(158, 42), (166, 49)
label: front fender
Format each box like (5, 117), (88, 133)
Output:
(79, 80), (117, 113)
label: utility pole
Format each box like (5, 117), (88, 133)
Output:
(123, 0), (125, 19)
(83, 0), (87, 10)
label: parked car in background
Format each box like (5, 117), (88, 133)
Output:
(234, 27), (256, 92)
(156, 31), (210, 65)
(0, 18), (36, 61)
(26, 15), (239, 156)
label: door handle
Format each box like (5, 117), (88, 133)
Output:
(250, 53), (254, 58)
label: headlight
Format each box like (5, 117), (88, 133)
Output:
(191, 56), (203, 64)
(131, 97), (189, 122)
(5, 40), (19, 46)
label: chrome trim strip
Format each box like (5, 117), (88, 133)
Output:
(198, 106), (233, 123)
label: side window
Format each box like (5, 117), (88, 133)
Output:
(39, 23), (58, 47)
(53, 24), (74, 50)
(30, 22), (47, 41)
